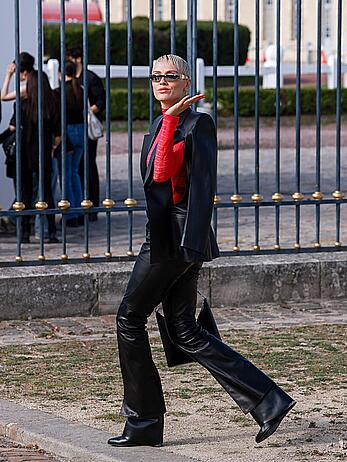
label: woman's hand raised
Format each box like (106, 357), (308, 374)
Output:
(165, 94), (205, 117)
(6, 64), (16, 77)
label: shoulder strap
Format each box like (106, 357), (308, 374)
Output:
(197, 289), (207, 301)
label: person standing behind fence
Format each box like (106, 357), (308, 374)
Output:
(1, 52), (34, 102)
(1, 54), (36, 188)
(10, 70), (60, 244)
(55, 61), (84, 227)
(66, 45), (105, 221)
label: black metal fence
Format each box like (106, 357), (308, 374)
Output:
(0, 0), (345, 266)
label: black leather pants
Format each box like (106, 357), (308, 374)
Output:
(117, 242), (279, 419)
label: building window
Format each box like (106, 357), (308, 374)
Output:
(225, 0), (235, 22)
(263, 0), (275, 43)
(291, 0), (303, 41)
(156, 0), (164, 21)
(123, 0), (128, 22)
(323, 0), (332, 39)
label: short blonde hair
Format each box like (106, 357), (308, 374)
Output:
(153, 54), (191, 79)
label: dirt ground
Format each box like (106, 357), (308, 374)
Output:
(0, 307), (346, 462)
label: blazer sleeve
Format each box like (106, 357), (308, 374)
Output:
(181, 113), (217, 255)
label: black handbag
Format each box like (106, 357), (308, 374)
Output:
(1, 130), (16, 179)
(156, 294), (221, 368)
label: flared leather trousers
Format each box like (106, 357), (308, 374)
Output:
(116, 241), (279, 419)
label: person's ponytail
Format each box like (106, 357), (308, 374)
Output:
(64, 60), (83, 109)
(71, 76), (82, 103)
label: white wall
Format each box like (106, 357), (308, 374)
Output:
(0, 0), (37, 209)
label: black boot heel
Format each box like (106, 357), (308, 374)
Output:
(108, 415), (164, 448)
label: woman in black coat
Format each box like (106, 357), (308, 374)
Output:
(108, 54), (296, 449)
(11, 70), (60, 243)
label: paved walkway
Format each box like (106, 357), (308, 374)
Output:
(1, 120), (347, 263)
(0, 300), (346, 347)
(1, 124), (347, 262)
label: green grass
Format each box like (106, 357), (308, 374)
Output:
(0, 325), (345, 404)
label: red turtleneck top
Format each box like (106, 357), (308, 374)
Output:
(146, 109), (187, 204)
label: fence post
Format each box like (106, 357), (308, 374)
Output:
(327, 54), (337, 89)
(196, 57), (205, 94)
(196, 57), (212, 115)
(46, 58), (59, 89)
(263, 44), (283, 89)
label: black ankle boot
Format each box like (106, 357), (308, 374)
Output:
(108, 416), (164, 447)
(251, 387), (296, 443)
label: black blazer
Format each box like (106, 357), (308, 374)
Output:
(140, 107), (220, 264)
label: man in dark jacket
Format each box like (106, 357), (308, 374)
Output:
(66, 45), (106, 220)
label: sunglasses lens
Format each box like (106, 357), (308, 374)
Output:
(165, 74), (179, 81)
(149, 74), (180, 82)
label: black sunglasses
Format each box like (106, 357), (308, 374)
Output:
(149, 73), (189, 82)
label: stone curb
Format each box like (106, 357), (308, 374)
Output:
(0, 399), (198, 462)
(1, 252), (347, 320)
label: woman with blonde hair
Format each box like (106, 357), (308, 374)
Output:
(108, 54), (296, 448)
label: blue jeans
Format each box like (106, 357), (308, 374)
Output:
(34, 158), (60, 236)
(65, 124), (84, 218)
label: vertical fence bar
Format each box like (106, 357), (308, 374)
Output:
(104, 0), (113, 258)
(212, 0), (218, 127)
(124, 0), (135, 256)
(212, 0), (219, 235)
(59, 0), (68, 261)
(187, 0), (192, 94)
(149, 0), (154, 125)
(313, 0), (323, 248)
(293, 0), (303, 250)
(231, 0), (241, 251)
(273, 0), (282, 250)
(191, 0), (197, 97)
(252, 0), (261, 251)
(37, 0), (45, 260)
(82, 0), (91, 259)
(170, 0), (176, 54)
(14, 0), (23, 262)
(334, 0), (343, 247)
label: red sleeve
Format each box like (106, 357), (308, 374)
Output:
(153, 114), (185, 183)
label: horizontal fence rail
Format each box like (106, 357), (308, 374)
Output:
(0, 0), (346, 266)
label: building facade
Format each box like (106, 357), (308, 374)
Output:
(45, 1), (346, 63)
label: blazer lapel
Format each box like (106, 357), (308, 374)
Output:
(144, 143), (158, 186)
(140, 134), (152, 182)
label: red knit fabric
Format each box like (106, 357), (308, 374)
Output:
(146, 110), (187, 204)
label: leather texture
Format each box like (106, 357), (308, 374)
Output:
(156, 296), (221, 367)
(116, 242), (284, 421)
(251, 387), (297, 443)
(115, 107), (295, 443)
(108, 416), (164, 447)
